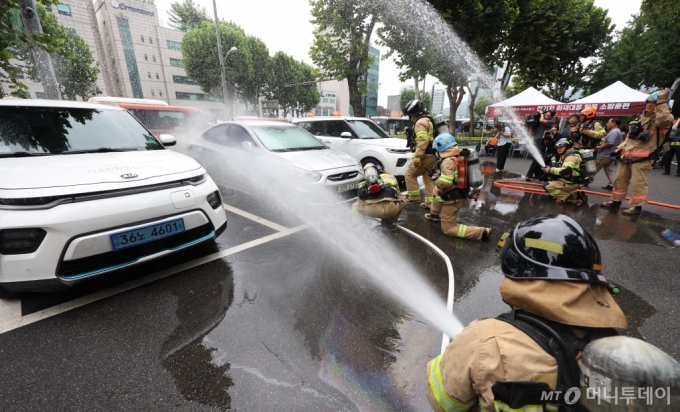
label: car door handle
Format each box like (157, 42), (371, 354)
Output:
(321, 140), (330, 145)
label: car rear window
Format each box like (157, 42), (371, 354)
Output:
(251, 126), (327, 152)
(346, 120), (389, 139)
(0, 107), (163, 155)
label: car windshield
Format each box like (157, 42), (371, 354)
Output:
(346, 120), (390, 139)
(251, 125), (328, 152)
(127, 108), (208, 132)
(0, 107), (163, 156)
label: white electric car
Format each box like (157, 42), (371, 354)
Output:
(0, 100), (227, 297)
(292, 117), (413, 180)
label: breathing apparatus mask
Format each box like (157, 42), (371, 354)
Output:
(627, 119), (651, 141)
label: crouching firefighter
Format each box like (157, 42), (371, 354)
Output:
(426, 214), (680, 412)
(424, 134), (491, 241)
(352, 163), (405, 230)
(541, 138), (589, 206)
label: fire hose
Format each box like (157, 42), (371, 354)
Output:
(493, 180), (680, 211)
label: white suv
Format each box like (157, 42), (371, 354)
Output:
(0, 100), (227, 297)
(292, 117), (413, 180)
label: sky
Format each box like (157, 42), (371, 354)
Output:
(154, 0), (643, 107)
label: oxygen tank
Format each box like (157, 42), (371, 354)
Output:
(466, 149), (483, 189)
(433, 114), (449, 136)
(579, 336), (680, 411)
(363, 165), (382, 194)
(580, 149), (597, 176)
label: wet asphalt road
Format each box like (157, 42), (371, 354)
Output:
(1, 157), (679, 411)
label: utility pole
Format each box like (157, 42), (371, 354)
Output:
(212, 0), (229, 119)
(20, 0), (61, 100)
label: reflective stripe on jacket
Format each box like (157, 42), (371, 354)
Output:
(414, 117), (435, 158)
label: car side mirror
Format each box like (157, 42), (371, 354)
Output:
(159, 134), (176, 146)
(340, 131), (353, 138)
(241, 141), (253, 151)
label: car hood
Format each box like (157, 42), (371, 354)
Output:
(0, 150), (203, 190)
(358, 137), (410, 148)
(272, 148), (359, 171)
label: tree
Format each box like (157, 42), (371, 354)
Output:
(267, 52), (320, 117)
(399, 89), (430, 114)
(1, 0), (60, 97)
(309, 0), (378, 117)
(495, 0), (613, 101)
(167, 0), (209, 32)
(588, 3), (680, 92)
(17, 4), (99, 100)
(182, 21), (270, 111)
(473, 96), (492, 120)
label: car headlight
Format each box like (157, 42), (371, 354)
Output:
(288, 167), (322, 183)
(386, 148), (411, 154)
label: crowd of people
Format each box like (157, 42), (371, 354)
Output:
(480, 89), (679, 214)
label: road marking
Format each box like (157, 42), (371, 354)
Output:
(223, 203), (289, 232)
(0, 299), (21, 325)
(0, 223), (309, 335)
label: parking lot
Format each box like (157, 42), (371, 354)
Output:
(1, 159), (679, 411)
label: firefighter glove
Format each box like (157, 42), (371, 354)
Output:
(412, 157), (421, 167)
(541, 166), (551, 174)
(657, 89), (669, 105)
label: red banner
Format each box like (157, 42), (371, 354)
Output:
(555, 101), (646, 117)
(485, 105), (559, 118)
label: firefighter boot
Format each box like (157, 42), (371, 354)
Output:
(424, 213), (441, 222)
(622, 206), (642, 215)
(601, 200), (622, 208)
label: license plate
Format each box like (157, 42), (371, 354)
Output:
(110, 218), (185, 251)
(337, 182), (359, 192)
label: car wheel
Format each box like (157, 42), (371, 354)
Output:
(361, 158), (384, 171)
(0, 286), (18, 300)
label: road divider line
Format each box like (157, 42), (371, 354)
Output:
(0, 224), (309, 335)
(223, 203), (289, 232)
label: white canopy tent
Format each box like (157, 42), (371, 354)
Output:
(485, 87), (564, 117)
(556, 81), (649, 117)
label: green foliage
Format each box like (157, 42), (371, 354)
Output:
(308, 0), (379, 117)
(267, 52), (320, 116)
(167, 0), (209, 32)
(588, 3), (680, 92)
(495, 0), (614, 101)
(474, 96), (492, 119)
(16, 4), (99, 100)
(399, 89), (430, 114)
(0, 0), (60, 97)
(182, 20), (269, 108)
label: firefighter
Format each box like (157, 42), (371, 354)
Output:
(540, 138), (588, 206)
(569, 107), (605, 151)
(424, 134), (491, 241)
(426, 214), (628, 412)
(403, 99), (438, 209)
(602, 89), (674, 215)
(352, 163), (405, 230)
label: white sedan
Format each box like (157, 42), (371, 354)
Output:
(187, 120), (364, 198)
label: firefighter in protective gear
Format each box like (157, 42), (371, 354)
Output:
(352, 163), (405, 230)
(602, 89), (674, 215)
(569, 107), (606, 150)
(541, 138), (588, 206)
(426, 214), (628, 412)
(403, 99), (438, 209)
(424, 134), (491, 241)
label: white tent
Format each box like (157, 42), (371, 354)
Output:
(556, 81), (649, 116)
(486, 87), (564, 117)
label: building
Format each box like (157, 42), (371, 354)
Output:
(376, 106), (390, 116)
(93, 0), (224, 118)
(386, 94), (401, 116)
(364, 45), (380, 117)
(312, 79), (350, 116)
(11, 0), (108, 99)
(432, 89), (446, 115)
